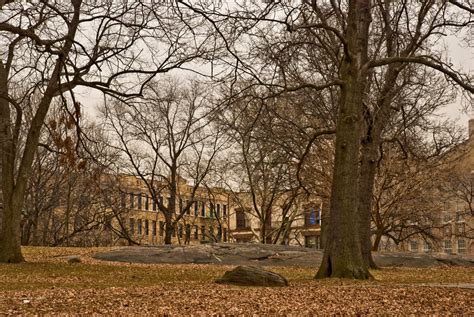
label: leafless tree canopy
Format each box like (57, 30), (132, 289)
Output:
(0, 1), (472, 279)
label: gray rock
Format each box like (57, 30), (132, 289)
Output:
(215, 265), (288, 287)
(67, 256), (81, 263)
(92, 244), (473, 268)
(240, 249), (275, 260)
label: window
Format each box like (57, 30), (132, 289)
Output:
(223, 228), (227, 242)
(216, 204), (220, 218)
(171, 224), (176, 237)
(137, 195), (142, 210)
(185, 200), (190, 215)
(152, 221), (157, 236)
(129, 218), (135, 234)
(444, 225), (452, 236)
(210, 203), (215, 218)
(223, 205), (227, 218)
(178, 224), (183, 239)
(458, 240), (466, 253)
(137, 219), (142, 235)
(423, 241), (432, 253)
(456, 223), (465, 235)
(159, 221), (164, 236)
(409, 240), (418, 252)
(194, 201), (199, 216)
(130, 193), (135, 208)
(143, 219), (148, 235)
(305, 236), (319, 248)
(304, 208), (320, 226)
(201, 202), (206, 217)
(152, 198), (157, 211)
(120, 192), (126, 208)
(194, 225), (199, 239)
(201, 225), (206, 239)
(444, 240), (452, 254)
(236, 209), (246, 229)
(145, 196), (149, 210)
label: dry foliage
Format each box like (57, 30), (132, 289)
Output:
(0, 247), (472, 315)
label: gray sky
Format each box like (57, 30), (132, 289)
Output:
(77, 10), (473, 136)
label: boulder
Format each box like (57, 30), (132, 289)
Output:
(215, 265), (288, 287)
(67, 256), (82, 263)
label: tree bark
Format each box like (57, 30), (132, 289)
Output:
(372, 230), (383, 251)
(0, 0), (81, 262)
(0, 200), (24, 262)
(358, 141), (379, 269)
(315, 0), (373, 279)
(320, 199), (330, 249)
(164, 217), (173, 245)
(358, 60), (403, 269)
(0, 60), (24, 263)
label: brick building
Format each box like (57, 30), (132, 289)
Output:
(401, 118), (474, 255)
(111, 175), (231, 245)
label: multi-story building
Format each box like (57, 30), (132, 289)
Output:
(114, 174), (323, 247)
(401, 118), (474, 255)
(228, 193), (323, 247)
(111, 175), (231, 245)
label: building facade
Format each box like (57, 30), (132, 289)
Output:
(113, 175), (323, 247)
(399, 119), (474, 255)
(112, 175), (231, 245)
(228, 193), (323, 247)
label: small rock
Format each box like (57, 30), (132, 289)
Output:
(67, 256), (82, 263)
(215, 265), (288, 287)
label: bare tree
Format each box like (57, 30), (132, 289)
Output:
(0, 0), (217, 262)
(438, 158), (474, 241)
(180, 0), (473, 279)
(370, 144), (447, 251)
(216, 89), (312, 244)
(20, 101), (121, 247)
(101, 78), (227, 245)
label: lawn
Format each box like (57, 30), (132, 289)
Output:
(0, 246), (472, 315)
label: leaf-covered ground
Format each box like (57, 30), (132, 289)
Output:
(0, 247), (472, 315)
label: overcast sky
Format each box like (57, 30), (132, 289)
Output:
(77, 9), (474, 136)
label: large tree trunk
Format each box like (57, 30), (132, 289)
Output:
(320, 198), (330, 249)
(0, 199), (24, 262)
(0, 61), (24, 263)
(358, 141), (379, 269)
(358, 60), (402, 269)
(315, 0), (372, 280)
(0, 1), (81, 262)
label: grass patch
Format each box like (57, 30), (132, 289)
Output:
(0, 262), (229, 291)
(0, 246), (471, 292)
